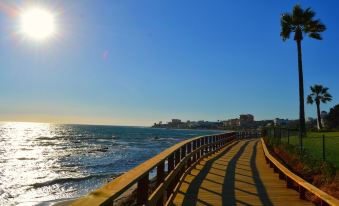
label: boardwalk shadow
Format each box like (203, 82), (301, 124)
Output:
(176, 139), (273, 206)
(180, 140), (241, 205)
(250, 141), (273, 206)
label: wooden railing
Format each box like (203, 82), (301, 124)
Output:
(261, 138), (339, 206)
(237, 130), (260, 139)
(71, 132), (237, 206)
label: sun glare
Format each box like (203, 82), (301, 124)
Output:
(20, 7), (56, 41)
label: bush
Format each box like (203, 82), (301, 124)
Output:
(264, 139), (336, 184)
(326, 104), (339, 129)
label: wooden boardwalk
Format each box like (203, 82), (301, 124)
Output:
(73, 133), (338, 206)
(172, 139), (314, 206)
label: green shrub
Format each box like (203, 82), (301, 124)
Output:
(264, 139), (336, 184)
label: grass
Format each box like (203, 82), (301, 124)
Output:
(279, 131), (339, 168)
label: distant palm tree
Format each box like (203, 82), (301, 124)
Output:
(307, 84), (332, 130)
(280, 4), (326, 135)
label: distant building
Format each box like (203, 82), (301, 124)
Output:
(223, 118), (240, 127)
(187, 120), (220, 128)
(167, 119), (183, 128)
(186, 120), (198, 128)
(196, 121), (212, 127)
(239, 114), (254, 126)
(171, 119), (181, 124)
(223, 114), (255, 127)
(274, 118), (289, 126)
(153, 118), (221, 129)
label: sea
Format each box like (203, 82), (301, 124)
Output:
(0, 122), (223, 206)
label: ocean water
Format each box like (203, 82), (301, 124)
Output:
(0, 122), (223, 206)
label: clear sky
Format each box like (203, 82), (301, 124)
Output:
(0, 0), (338, 126)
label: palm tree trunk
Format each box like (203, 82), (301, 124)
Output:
(296, 39), (306, 136)
(316, 101), (322, 130)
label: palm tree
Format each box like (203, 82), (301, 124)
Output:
(307, 84), (332, 130)
(280, 4), (326, 136)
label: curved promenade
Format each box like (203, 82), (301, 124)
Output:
(172, 139), (312, 205)
(72, 132), (339, 206)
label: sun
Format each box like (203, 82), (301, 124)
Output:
(20, 7), (56, 41)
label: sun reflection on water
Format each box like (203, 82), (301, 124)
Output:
(0, 122), (75, 205)
(0, 122), (222, 205)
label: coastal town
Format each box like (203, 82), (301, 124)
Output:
(152, 113), (325, 130)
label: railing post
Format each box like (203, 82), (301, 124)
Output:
(156, 161), (165, 206)
(168, 153), (174, 172)
(286, 176), (293, 188)
(166, 153), (174, 200)
(180, 145), (187, 176)
(181, 145), (186, 159)
(216, 136), (218, 147)
(197, 138), (201, 159)
(299, 186), (306, 200)
(202, 137), (205, 150)
(205, 136), (209, 153)
(215, 136), (220, 150)
(279, 171), (284, 180)
(192, 140), (197, 162)
(216, 136), (219, 147)
(137, 173), (149, 206)
(187, 141), (194, 167)
(265, 156), (269, 164)
(172, 149), (181, 195)
(157, 161), (165, 187)
(175, 149), (180, 166)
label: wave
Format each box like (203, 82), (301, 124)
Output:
(147, 137), (181, 143)
(88, 147), (109, 153)
(16, 157), (36, 160)
(36, 136), (64, 141)
(20, 148), (33, 151)
(30, 173), (119, 188)
(36, 136), (117, 141)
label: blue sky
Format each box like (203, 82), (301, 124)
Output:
(0, 0), (338, 126)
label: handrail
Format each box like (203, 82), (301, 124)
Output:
(261, 138), (339, 206)
(71, 132), (238, 206)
